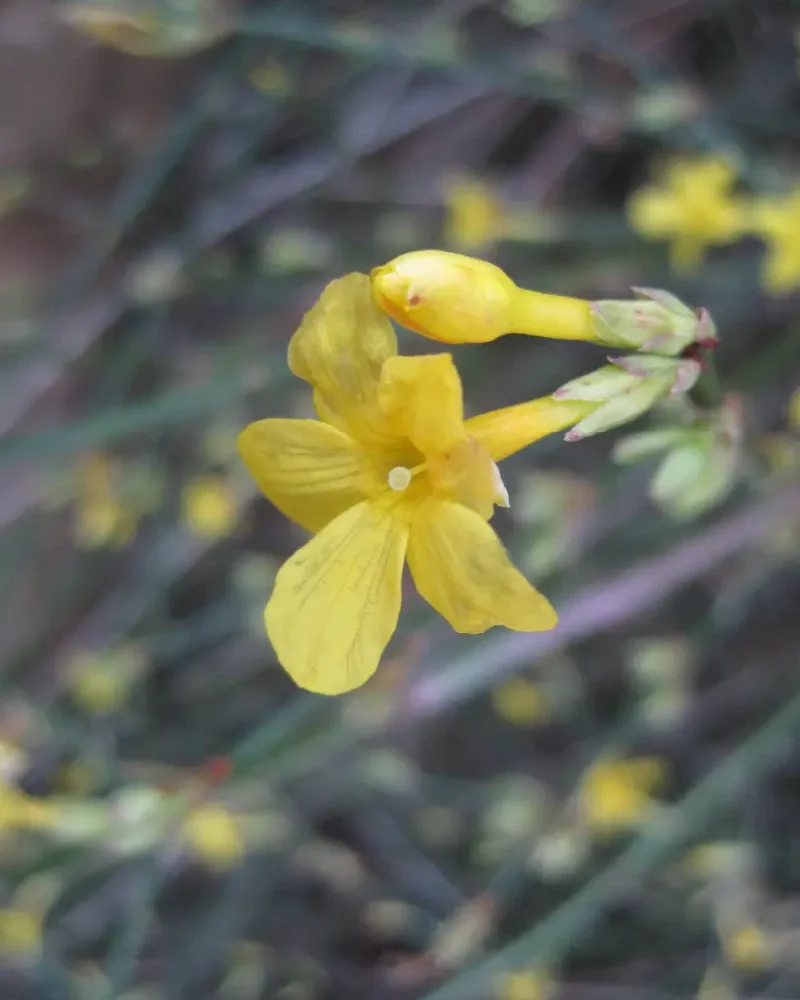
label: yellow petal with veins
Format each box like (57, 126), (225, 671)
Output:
(377, 353), (464, 455)
(238, 419), (381, 533)
(465, 397), (596, 463)
(407, 499), (557, 634)
(266, 502), (408, 694)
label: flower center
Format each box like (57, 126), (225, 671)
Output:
(384, 440), (509, 520)
(387, 466), (412, 491)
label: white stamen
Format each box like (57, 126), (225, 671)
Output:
(491, 461), (510, 508)
(388, 466), (412, 491)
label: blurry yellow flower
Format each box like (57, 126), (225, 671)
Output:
(182, 805), (244, 870)
(491, 677), (549, 726)
(720, 922), (774, 971)
(181, 476), (238, 539)
(70, 657), (126, 714)
(239, 275), (592, 694)
(442, 175), (507, 251)
(628, 157), (745, 271)
(261, 227), (333, 274)
(74, 453), (139, 549)
(248, 57), (291, 97)
(759, 433), (800, 479)
(751, 189), (800, 294)
(372, 250), (596, 345)
(63, 1), (232, 57)
(0, 174), (31, 217)
(683, 841), (749, 881)
(68, 644), (146, 715)
(75, 500), (137, 549)
(789, 387), (800, 432)
(578, 757), (665, 835)
(0, 909), (41, 958)
(0, 780), (57, 833)
(495, 969), (552, 1000)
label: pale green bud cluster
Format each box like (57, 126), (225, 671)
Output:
(613, 400), (742, 520)
(590, 287), (716, 355)
(553, 354), (702, 441)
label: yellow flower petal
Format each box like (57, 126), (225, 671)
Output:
(465, 397), (596, 463)
(407, 499), (557, 634)
(761, 245), (800, 295)
(288, 274), (404, 455)
(238, 419), (381, 533)
(628, 186), (682, 237)
(266, 502), (408, 694)
(377, 353), (464, 455)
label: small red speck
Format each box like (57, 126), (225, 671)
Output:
(407, 294), (421, 306)
(202, 756), (232, 785)
(681, 344), (709, 370)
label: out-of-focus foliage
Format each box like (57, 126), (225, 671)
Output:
(1, 1), (799, 998)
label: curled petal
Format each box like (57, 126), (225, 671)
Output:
(288, 274), (407, 455)
(239, 419), (381, 533)
(407, 499), (557, 634)
(266, 502), (408, 694)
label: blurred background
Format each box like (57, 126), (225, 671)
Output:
(1, 1), (800, 998)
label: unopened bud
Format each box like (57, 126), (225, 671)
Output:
(371, 250), (596, 344)
(590, 287), (717, 355)
(371, 250), (518, 343)
(557, 355), (701, 441)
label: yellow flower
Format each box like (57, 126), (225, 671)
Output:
(74, 453), (139, 549)
(239, 274), (591, 695)
(68, 644), (146, 715)
(495, 969), (552, 1000)
(720, 922), (774, 972)
(628, 157), (745, 271)
(371, 250), (596, 344)
(248, 57), (292, 97)
(0, 909), (41, 959)
(182, 805), (244, 870)
(181, 476), (238, 539)
(578, 757), (665, 835)
(789, 387), (800, 432)
(0, 780), (58, 834)
(491, 677), (549, 726)
(442, 174), (507, 251)
(63, 1), (231, 57)
(751, 189), (800, 294)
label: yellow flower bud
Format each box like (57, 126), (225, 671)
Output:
(371, 250), (596, 345)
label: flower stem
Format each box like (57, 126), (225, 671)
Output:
(510, 289), (599, 343)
